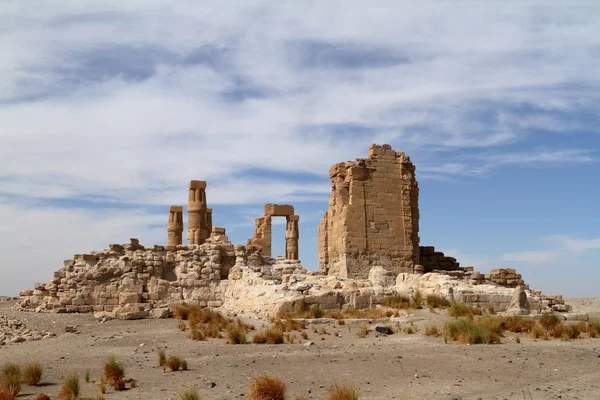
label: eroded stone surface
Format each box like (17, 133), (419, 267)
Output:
(318, 144), (420, 278)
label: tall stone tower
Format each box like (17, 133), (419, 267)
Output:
(318, 144), (420, 279)
(188, 180), (209, 245)
(167, 206), (184, 246)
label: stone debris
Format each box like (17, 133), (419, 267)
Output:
(16, 144), (570, 319)
(0, 315), (56, 345)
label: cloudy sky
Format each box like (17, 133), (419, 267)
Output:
(1, 1), (599, 296)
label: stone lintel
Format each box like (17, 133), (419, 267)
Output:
(189, 180), (207, 189)
(264, 203), (295, 217)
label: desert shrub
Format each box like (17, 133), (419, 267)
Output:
(227, 324), (247, 344)
(531, 324), (549, 340)
(587, 320), (600, 338)
(309, 304), (324, 319)
(425, 294), (451, 309)
(158, 348), (167, 366)
(424, 325), (441, 337)
(103, 356), (125, 389)
(538, 313), (562, 330)
(561, 322), (585, 341)
(500, 315), (535, 333)
(0, 362), (21, 399)
(188, 328), (204, 341)
(248, 375), (286, 400)
(32, 394), (51, 400)
(357, 326), (368, 338)
(167, 356), (184, 372)
(515, 335), (521, 344)
(174, 304), (190, 320)
(264, 328), (284, 344)
(327, 383), (360, 400)
(252, 332), (267, 344)
(383, 294), (410, 309)
(300, 331), (308, 340)
(57, 371), (79, 400)
(23, 362), (43, 386)
(179, 387), (200, 400)
(181, 359), (188, 371)
(178, 321), (187, 331)
(410, 290), (423, 309)
(83, 369), (91, 383)
(478, 316), (504, 338)
(447, 302), (482, 318)
(443, 319), (500, 344)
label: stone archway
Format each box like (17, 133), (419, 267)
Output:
(248, 204), (300, 260)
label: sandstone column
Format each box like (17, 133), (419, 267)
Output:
(285, 215), (300, 260)
(167, 206), (184, 246)
(188, 180), (208, 245)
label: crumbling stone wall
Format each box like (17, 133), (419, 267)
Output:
(419, 246), (460, 272)
(18, 239), (259, 314)
(318, 144), (420, 279)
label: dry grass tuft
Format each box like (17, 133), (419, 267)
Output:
(23, 362), (44, 386)
(425, 294), (451, 309)
(443, 318), (501, 344)
(179, 387), (200, 400)
(103, 356), (125, 390)
(424, 325), (441, 337)
(0, 362), (21, 399)
(447, 302), (483, 317)
(327, 383), (360, 400)
(167, 356), (185, 372)
(158, 348), (167, 366)
(32, 394), (51, 400)
(174, 304), (190, 320)
(587, 319), (600, 337)
(382, 295), (410, 309)
(57, 371), (80, 400)
(226, 324), (248, 344)
(247, 375), (286, 400)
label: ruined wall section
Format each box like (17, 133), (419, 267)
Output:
(419, 246), (460, 272)
(318, 144), (420, 279)
(18, 239), (264, 314)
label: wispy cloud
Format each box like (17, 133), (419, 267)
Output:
(1, 2), (599, 295)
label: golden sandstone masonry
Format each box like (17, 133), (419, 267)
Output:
(318, 144), (420, 278)
(18, 144), (575, 318)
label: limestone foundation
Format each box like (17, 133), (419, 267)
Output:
(188, 180), (209, 245)
(318, 144), (420, 279)
(167, 206), (184, 246)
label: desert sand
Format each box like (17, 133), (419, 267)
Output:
(2, 299), (600, 400)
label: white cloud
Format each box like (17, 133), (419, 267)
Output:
(502, 251), (559, 263)
(1, 2), (600, 295)
(550, 236), (600, 253)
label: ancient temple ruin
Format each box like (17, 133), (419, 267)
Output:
(318, 144), (420, 278)
(247, 204), (300, 260)
(18, 144), (571, 318)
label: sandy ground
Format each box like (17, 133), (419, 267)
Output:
(1, 299), (600, 400)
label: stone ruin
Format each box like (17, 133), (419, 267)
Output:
(248, 204), (300, 260)
(18, 144), (574, 319)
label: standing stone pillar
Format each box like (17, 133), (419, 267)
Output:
(188, 180), (208, 245)
(206, 208), (213, 237)
(167, 206), (184, 246)
(285, 215), (300, 260)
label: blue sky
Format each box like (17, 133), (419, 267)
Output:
(1, 1), (599, 296)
